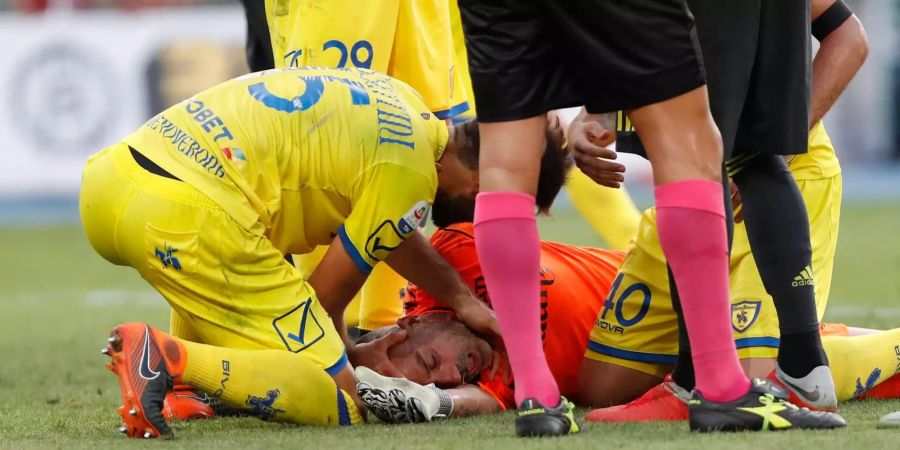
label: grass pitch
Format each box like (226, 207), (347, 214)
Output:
(1, 204), (899, 449)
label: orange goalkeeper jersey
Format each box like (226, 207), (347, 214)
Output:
(404, 223), (625, 409)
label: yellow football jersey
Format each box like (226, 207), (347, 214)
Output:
(124, 67), (448, 273)
(266, 0), (469, 119)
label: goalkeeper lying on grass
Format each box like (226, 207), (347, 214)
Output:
(353, 219), (900, 423)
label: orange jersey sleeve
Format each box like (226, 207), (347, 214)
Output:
(404, 223), (486, 315)
(405, 223), (626, 409)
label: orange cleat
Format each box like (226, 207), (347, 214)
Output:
(102, 323), (186, 439)
(585, 374), (689, 423)
(163, 386), (216, 421)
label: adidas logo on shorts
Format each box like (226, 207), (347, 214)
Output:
(792, 265), (815, 287)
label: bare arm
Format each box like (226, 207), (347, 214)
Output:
(445, 384), (503, 417)
(307, 234), (369, 349)
(809, 0), (869, 129)
(385, 232), (501, 341)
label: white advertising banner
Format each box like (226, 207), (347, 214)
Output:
(0, 7), (245, 196)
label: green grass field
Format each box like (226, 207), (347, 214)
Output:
(1, 204), (899, 449)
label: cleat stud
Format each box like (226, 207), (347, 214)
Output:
(129, 408), (137, 416)
(101, 347), (109, 355)
(143, 431), (152, 439)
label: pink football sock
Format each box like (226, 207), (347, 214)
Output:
(474, 192), (560, 407)
(656, 180), (749, 403)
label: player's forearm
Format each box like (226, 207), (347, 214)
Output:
(445, 384), (503, 417)
(385, 232), (473, 311)
(810, 15), (868, 129)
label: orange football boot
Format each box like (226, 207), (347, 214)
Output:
(102, 323), (187, 439)
(163, 386), (216, 421)
(585, 374), (689, 422)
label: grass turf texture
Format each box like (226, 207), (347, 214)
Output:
(1, 204), (899, 449)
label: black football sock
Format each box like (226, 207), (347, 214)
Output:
(732, 154), (827, 378)
(668, 266), (696, 391)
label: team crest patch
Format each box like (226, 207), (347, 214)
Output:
(732, 300), (761, 333)
(397, 200), (431, 235)
(272, 299), (325, 353)
(246, 389), (285, 421)
(154, 243), (181, 270)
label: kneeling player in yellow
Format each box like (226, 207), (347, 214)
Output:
(81, 67), (569, 438)
(265, 0), (471, 334)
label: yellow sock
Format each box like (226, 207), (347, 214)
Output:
(295, 246), (362, 327)
(823, 328), (900, 401)
(168, 309), (201, 342)
(358, 263), (406, 330)
(179, 340), (362, 426)
(566, 169), (641, 249)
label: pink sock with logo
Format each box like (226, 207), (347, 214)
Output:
(474, 192), (560, 407)
(656, 180), (750, 403)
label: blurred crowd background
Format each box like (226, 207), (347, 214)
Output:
(0, 0), (897, 206)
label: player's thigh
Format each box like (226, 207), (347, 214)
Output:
(628, 87), (723, 185)
(584, 210), (677, 389)
(798, 175), (842, 317)
(112, 162), (346, 374)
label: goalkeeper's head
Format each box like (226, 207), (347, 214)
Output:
(433, 115), (573, 228)
(356, 312), (493, 388)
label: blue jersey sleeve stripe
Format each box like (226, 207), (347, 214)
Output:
(586, 340), (678, 364)
(337, 225), (373, 275)
(324, 350), (350, 377)
(335, 384), (352, 426)
(734, 337), (780, 349)
(433, 101), (471, 120)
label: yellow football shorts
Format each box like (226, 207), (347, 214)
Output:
(585, 174), (842, 378)
(80, 143), (347, 375)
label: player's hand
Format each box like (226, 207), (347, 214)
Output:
(570, 121), (625, 188)
(730, 180), (744, 223)
(454, 298), (504, 351)
(348, 330), (408, 378)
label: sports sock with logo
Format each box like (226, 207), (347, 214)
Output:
(656, 179), (749, 403)
(474, 192), (560, 407)
(176, 339), (362, 426)
(732, 154), (827, 378)
(821, 328), (900, 401)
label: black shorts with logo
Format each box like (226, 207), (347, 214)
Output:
(688, 0), (811, 159)
(458, 0), (706, 122)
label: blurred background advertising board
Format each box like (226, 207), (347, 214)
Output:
(0, 5), (246, 196)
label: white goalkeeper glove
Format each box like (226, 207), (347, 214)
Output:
(356, 366), (453, 424)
